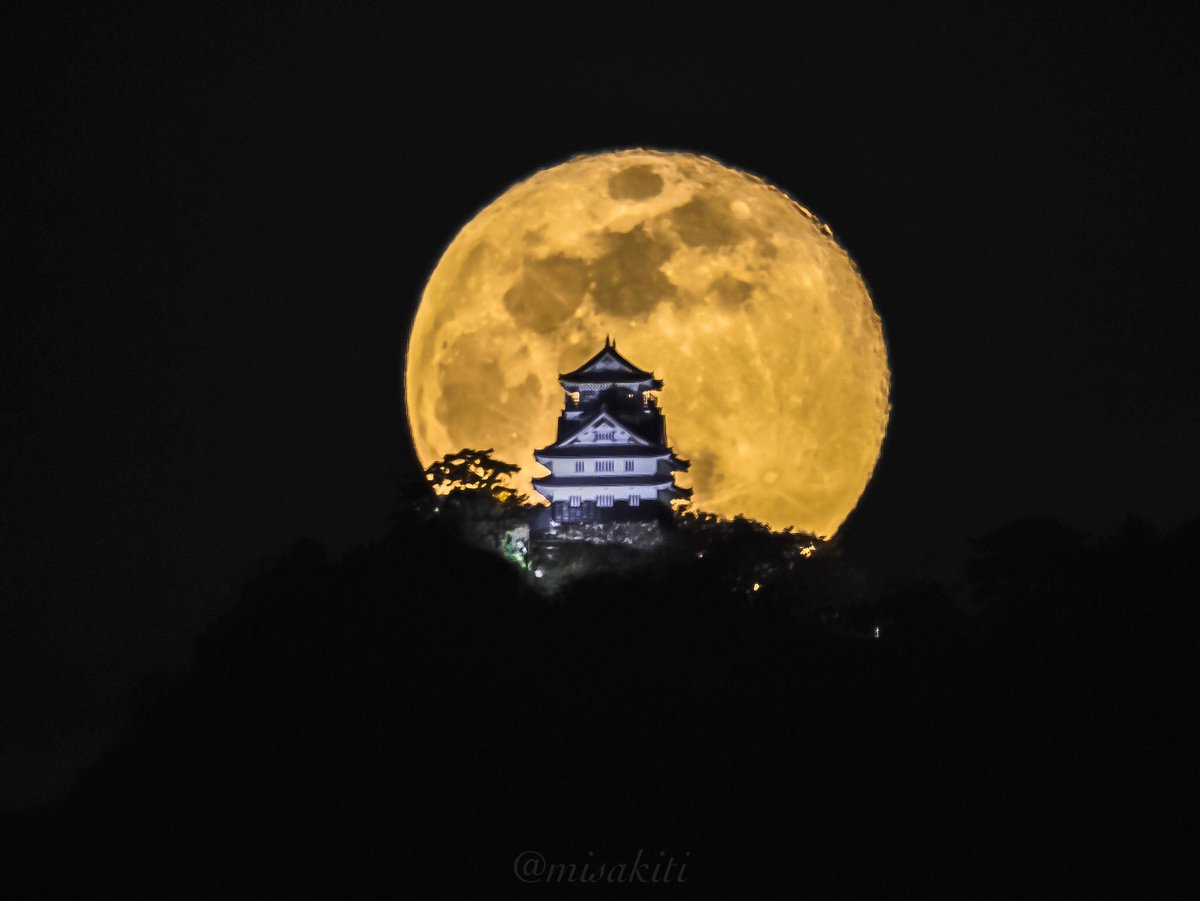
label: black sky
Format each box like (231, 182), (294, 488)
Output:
(2, 4), (1197, 808)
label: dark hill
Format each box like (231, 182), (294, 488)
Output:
(2, 510), (1193, 898)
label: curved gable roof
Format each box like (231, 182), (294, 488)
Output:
(559, 337), (655, 384)
(560, 410), (652, 447)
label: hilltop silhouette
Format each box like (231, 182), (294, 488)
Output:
(2, 477), (1193, 897)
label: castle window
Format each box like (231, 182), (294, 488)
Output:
(569, 495), (581, 507)
(597, 494), (614, 507)
(624, 459), (635, 471)
(574, 461), (585, 472)
(595, 460), (614, 473)
(596, 429), (615, 441)
(629, 494), (640, 506)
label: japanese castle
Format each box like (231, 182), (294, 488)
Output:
(532, 338), (690, 525)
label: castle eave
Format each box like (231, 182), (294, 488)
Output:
(532, 474), (682, 489)
(560, 375), (663, 389)
(534, 444), (671, 459)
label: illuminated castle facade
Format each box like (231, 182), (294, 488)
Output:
(532, 338), (690, 525)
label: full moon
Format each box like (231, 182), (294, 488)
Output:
(405, 150), (890, 538)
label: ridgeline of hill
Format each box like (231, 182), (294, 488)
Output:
(3, 498), (1194, 897)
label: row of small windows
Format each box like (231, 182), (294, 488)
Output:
(569, 494), (641, 507)
(573, 460), (636, 472)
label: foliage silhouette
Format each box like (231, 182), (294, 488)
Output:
(424, 447), (523, 502)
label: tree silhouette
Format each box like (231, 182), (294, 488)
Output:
(424, 447), (522, 498)
(420, 448), (529, 554)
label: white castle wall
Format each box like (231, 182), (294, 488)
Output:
(539, 483), (660, 506)
(545, 456), (662, 476)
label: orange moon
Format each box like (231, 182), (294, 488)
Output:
(405, 150), (890, 538)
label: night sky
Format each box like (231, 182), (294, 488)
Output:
(3, 5), (1197, 809)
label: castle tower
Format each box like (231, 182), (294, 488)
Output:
(532, 338), (691, 525)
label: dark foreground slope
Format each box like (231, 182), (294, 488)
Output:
(3, 512), (1194, 898)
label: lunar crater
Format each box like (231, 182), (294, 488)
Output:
(588, 224), (677, 317)
(668, 194), (743, 248)
(710, 273), (754, 307)
(607, 164), (664, 200)
(502, 253), (588, 333)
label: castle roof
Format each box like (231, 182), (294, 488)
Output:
(553, 403), (665, 447)
(559, 337), (659, 386)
